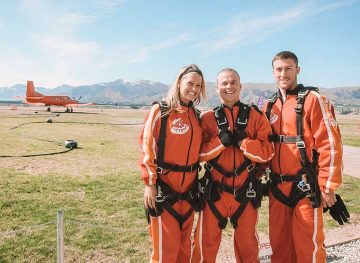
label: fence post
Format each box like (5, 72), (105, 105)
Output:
(57, 211), (64, 263)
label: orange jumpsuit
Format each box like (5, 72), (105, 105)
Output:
(192, 102), (274, 263)
(139, 103), (202, 263)
(264, 85), (343, 263)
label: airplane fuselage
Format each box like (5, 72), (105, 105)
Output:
(26, 96), (79, 106)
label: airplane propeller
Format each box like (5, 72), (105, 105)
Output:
(72, 96), (82, 101)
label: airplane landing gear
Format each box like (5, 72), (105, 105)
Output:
(47, 107), (51, 112)
(65, 107), (73, 113)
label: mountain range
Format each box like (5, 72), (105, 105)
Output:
(1, 79), (359, 107)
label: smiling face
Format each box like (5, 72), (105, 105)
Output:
(272, 58), (300, 92)
(216, 70), (241, 107)
(178, 72), (203, 105)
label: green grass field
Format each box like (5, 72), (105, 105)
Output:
(0, 107), (359, 262)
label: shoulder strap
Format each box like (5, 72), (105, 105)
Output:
(213, 105), (229, 132)
(265, 92), (278, 120)
(152, 100), (169, 163)
(235, 102), (251, 131)
(294, 86), (319, 164)
(194, 108), (201, 120)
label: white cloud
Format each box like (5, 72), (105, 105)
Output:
(129, 33), (192, 63)
(203, 1), (350, 52)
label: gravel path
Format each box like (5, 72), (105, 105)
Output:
(327, 239), (360, 263)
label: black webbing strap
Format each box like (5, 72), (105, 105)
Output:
(270, 182), (307, 208)
(213, 101), (251, 134)
(156, 101), (169, 164)
(268, 134), (303, 144)
(205, 157), (252, 178)
(271, 173), (303, 183)
(155, 100), (200, 174)
(265, 92), (278, 120)
(236, 102), (250, 130)
(204, 166), (259, 229)
(154, 178), (198, 229)
(265, 86), (321, 208)
(157, 161), (200, 174)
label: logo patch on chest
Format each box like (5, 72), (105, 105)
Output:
(171, 118), (189, 134)
(270, 110), (278, 125)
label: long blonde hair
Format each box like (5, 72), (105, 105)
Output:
(163, 64), (206, 116)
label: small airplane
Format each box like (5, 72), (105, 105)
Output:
(24, 81), (95, 112)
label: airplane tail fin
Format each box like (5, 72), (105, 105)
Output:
(27, 81), (44, 97)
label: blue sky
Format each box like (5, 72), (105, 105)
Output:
(1, 0), (359, 88)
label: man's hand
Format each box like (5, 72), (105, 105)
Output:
(323, 194), (350, 225)
(144, 185), (157, 209)
(218, 130), (233, 147)
(321, 191), (336, 208)
(233, 129), (247, 147)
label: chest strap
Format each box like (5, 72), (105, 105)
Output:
(156, 161), (200, 175)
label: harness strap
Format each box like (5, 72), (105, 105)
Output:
(265, 85), (321, 208)
(204, 157), (253, 177)
(156, 161), (200, 174)
(270, 173), (303, 183)
(155, 100), (201, 174)
(163, 202), (193, 230)
(203, 166), (260, 229)
(151, 178), (199, 228)
(268, 134), (304, 144)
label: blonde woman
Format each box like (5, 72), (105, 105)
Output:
(139, 64), (206, 262)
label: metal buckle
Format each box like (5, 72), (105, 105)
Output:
(260, 169), (270, 184)
(155, 186), (166, 202)
(189, 165), (194, 172)
(296, 141), (306, 149)
(188, 191), (194, 200)
(217, 118), (228, 126)
(247, 164), (255, 172)
(279, 174), (285, 183)
(204, 162), (213, 171)
(236, 118), (247, 126)
(279, 135), (284, 143)
(297, 180), (311, 192)
(233, 169), (239, 177)
(246, 183), (256, 198)
(233, 188), (238, 196)
(157, 166), (165, 174)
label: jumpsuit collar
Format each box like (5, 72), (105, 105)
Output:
(278, 84), (304, 96)
(221, 100), (241, 109)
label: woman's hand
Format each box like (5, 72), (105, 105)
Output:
(321, 191), (336, 208)
(144, 185), (157, 209)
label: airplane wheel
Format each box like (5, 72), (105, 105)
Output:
(70, 108), (73, 113)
